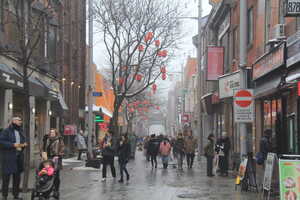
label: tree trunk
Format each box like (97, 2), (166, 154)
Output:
(22, 65), (31, 192)
(109, 96), (123, 149)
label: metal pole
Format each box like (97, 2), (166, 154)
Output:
(87, 0), (93, 158)
(239, 0), (248, 156)
(197, 0), (203, 157)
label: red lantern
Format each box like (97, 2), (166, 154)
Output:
(144, 32), (154, 42)
(157, 50), (168, 57)
(156, 106), (160, 110)
(160, 66), (166, 73)
(122, 66), (128, 71)
(143, 100), (149, 104)
(138, 45), (144, 51)
(118, 78), (125, 85)
(162, 73), (167, 80)
(135, 74), (143, 81)
(152, 84), (157, 92)
(129, 108), (134, 113)
(155, 40), (160, 47)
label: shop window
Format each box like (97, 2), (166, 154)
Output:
(247, 8), (254, 46)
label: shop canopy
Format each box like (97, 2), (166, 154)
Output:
(85, 104), (113, 118)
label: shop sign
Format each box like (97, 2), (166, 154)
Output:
(234, 89), (254, 123)
(64, 125), (77, 135)
(287, 38), (300, 67)
(0, 72), (23, 88)
(219, 72), (240, 99)
(253, 43), (285, 80)
(279, 159), (300, 200)
(182, 114), (190, 123)
(263, 153), (277, 191)
(207, 46), (224, 81)
(284, 0), (300, 17)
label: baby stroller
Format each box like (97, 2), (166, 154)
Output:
(31, 158), (59, 200)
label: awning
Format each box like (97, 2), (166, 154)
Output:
(37, 78), (58, 99)
(85, 104), (113, 118)
(0, 63), (24, 89)
(254, 76), (282, 98)
(58, 92), (68, 110)
(286, 66), (300, 83)
(200, 93), (213, 114)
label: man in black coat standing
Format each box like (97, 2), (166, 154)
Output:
(0, 117), (27, 200)
(147, 134), (160, 168)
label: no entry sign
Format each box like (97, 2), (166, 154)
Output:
(234, 89), (254, 123)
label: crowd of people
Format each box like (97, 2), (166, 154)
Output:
(143, 130), (198, 170)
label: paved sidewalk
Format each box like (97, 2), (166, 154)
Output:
(17, 153), (261, 200)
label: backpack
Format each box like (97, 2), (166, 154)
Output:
(255, 152), (265, 165)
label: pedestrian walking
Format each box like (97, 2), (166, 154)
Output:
(43, 129), (64, 199)
(74, 130), (87, 160)
(128, 133), (137, 159)
(259, 129), (272, 164)
(117, 135), (131, 183)
(215, 132), (231, 176)
(101, 133), (116, 181)
(184, 130), (198, 169)
(0, 117), (27, 200)
(143, 136), (150, 161)
(159, 138), (171, 169)
(147, 134), (160, 168)
(174, 133), (185, 170)
(204, 134), (215, 177)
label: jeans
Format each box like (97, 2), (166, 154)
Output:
(206, 156), (214, 176)
(150, 154), (157, 168)
(177, 153), (184, 169)
(102, 156), (116, 178)
(186, 153), (195, 168)
(2, 173), (21, 198)
(161, 155), (169, 169)
(119, 161), (129, 180)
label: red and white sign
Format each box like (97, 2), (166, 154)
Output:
(182, 114), (190, 123)
(234, 89), (254, 123)
(207, 46), (224, 80)
(64, 125), (77, 135)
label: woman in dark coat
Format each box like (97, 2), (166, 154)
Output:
(0, 117), (27, 200)
(117, 135), (131, 183)
(43, 129), (64, 199)
(101, 133), (116, 182)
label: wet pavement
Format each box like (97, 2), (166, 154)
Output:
(23, 152), (260, 200)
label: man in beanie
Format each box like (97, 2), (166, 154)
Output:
(0, 117), (27, 200)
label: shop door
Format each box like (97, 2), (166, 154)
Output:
(287, 115), (298, 154)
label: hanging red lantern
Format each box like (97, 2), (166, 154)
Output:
(135, 74), (143, 81)
(129, 108), (134, 113)
(122, 66), (128, 71)
(138, 45), (144, 51)
(157, 50), (168, 57)
(155, 40), (160, 47)
(160, 66), (166, 73)
(162, 73), (167, 80)
(118, 78), (125, 85)
(156, 106), (160, 110)
(144, 32), (154, 42)
(152, 83), (157, 92)
(143, 100), (149, 104)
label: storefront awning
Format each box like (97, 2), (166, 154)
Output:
(85, 104), (113, 118)
(200, 93), (213, 114)
(254, 76), (282, 98)
(58, 92), (68, 110)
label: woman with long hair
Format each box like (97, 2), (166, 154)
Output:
(43, 129), (64, 198)
(117, 135), (131, 183)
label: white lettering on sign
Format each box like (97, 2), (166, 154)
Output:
(234, 89), (254, 123)
(2, 73), (15, 84)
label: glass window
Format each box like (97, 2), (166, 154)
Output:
(247, 8), (253, 46)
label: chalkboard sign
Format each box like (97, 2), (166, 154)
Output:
(263, 153), (277, 191)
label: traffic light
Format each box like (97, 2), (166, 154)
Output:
(95, 115), (104, 122)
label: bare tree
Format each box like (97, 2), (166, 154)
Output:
(0, 0), (62, 191)
(93, 0), (181, 139)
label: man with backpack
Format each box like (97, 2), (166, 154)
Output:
(147, 134), (160, 168)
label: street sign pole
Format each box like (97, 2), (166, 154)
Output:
(239, 0), (248, 156)
(87, 0), (94, 159)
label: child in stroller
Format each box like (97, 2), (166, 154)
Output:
(31, 159), (58, 200)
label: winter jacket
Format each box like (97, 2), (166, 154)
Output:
(147, 138), (160, 155)
(260, 136), (272, 159)
(184, 136), (198, 153)
(174, 138), (185, 155)
(159, 141), (171, 156)
(75, 134), (87, 150)
(0, 124), (26, 175)
(215, 137), (231, 157)
(204, 139), (215, 157)
(102, 142), (115, 157)
(118, 142), (131, 163)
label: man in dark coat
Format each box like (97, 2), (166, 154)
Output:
(147, 134), (160, 168)
(216, 132), (231, 176)
(0, 117), (27, 200)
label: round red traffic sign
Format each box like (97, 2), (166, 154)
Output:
(235, 90), (252, 108)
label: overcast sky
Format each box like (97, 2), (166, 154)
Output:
(91, 0), (212, 97)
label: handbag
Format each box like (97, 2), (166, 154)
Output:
(41, 152), (48, 161)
